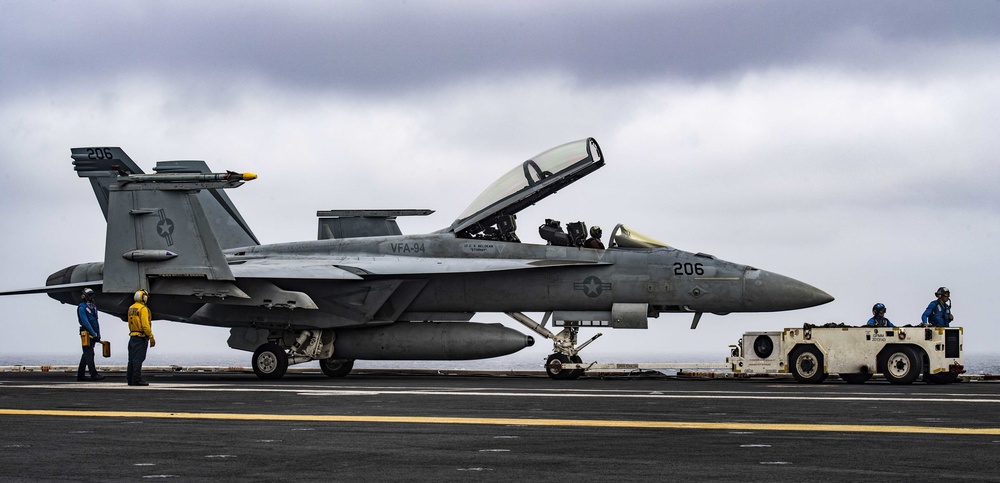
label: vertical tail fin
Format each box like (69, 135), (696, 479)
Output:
(71, 147), (144, 220)
(72, 148), (259, 249)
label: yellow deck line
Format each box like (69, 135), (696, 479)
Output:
(1, 408), (998, 435)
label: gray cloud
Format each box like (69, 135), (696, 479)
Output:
(3, 1), (999, 100)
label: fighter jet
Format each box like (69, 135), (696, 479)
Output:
(0, 138), (833, 379)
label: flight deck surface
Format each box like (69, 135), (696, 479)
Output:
(2, 371), (998, 481)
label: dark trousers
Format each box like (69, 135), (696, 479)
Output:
(127, 336), (149, 384)
(78, 341), (98, 378)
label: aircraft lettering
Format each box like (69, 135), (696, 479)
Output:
(390, 242), (425, 254)
(673, 262), (704, 276)
(462, 242), (497, 254)
(866, 330), (887, 342)
(86, 148), (114, 160)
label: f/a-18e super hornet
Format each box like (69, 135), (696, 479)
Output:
(0, 139), (833, 379)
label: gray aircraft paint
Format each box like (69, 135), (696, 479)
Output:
(1, 138), (832, 379)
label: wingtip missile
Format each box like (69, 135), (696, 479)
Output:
(121, 171), (257, 183)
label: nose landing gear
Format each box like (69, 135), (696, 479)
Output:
(506, 312), (603, 380)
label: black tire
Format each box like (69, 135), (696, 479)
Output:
(839, 373), (872, 384)
(880, 347), (920, 385)
(319, 358), (354, 377)
(753, 335), (774, 359)
(924, 372), (959, 385)
(567, 355), (585, 380)
(252, 343), (288, 380)
(545, 353), (574, 380)
(789, 346), (825, 383)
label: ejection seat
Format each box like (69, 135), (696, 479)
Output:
(539, 219), (587, 247)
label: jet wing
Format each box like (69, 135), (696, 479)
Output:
(323, 257), (610, 276)
(228, 256), (609, 279)
(229, 259), (365, 280)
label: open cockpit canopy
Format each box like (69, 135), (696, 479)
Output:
(451, 138), (604, 241)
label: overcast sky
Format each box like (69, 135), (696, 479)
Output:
(1, 1), (997, 367)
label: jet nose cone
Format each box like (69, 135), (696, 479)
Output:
(744, 269), (834, 312)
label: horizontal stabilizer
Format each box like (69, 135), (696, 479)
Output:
(0, 280), (101, 296)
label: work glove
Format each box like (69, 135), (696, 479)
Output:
(149, 338), (156, 348)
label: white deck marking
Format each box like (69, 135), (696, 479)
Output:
(3, 381), (999, 404)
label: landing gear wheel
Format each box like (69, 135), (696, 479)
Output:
(839, 373), (872, 384)
(568, 355), (585, 380)
(546, 353), (580, 380)
(790, 346), (826, 383)
(320, 358), (355, 378)
(880, 347), (920, 385)
(923, 372), (958, 385)
(252, 343), (288, 380)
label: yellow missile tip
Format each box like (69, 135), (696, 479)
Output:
(243, 172), (258, 181)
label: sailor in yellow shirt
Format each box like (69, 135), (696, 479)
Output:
(126, 290), (155, 386)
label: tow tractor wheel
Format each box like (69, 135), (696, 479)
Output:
(252, 343), (288, 380)
(320, 358), (355, 378)
(880, 347), (920, 385)
(789, 346), (826, 383)
(546, 353), (582, 380)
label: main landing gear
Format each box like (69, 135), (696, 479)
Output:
(506, 312), (602, 380)
(250, 330), (355, 380)
(319, 358), (355, 377)
(252, 343), (289, 380)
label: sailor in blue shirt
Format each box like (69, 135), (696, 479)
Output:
(866, 303), (894, 327)
(922, 287), (953, 327)
(77, 288), (105, 381)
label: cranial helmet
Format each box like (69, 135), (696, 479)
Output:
(82, 287), (94, 301)
(872, 303), (886, 315)
(935, 287), (950, 297)
(134, 289), (149, 304)
(590, 226), (602, 238)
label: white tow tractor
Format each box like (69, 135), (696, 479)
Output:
(727, 325), (965, 384)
